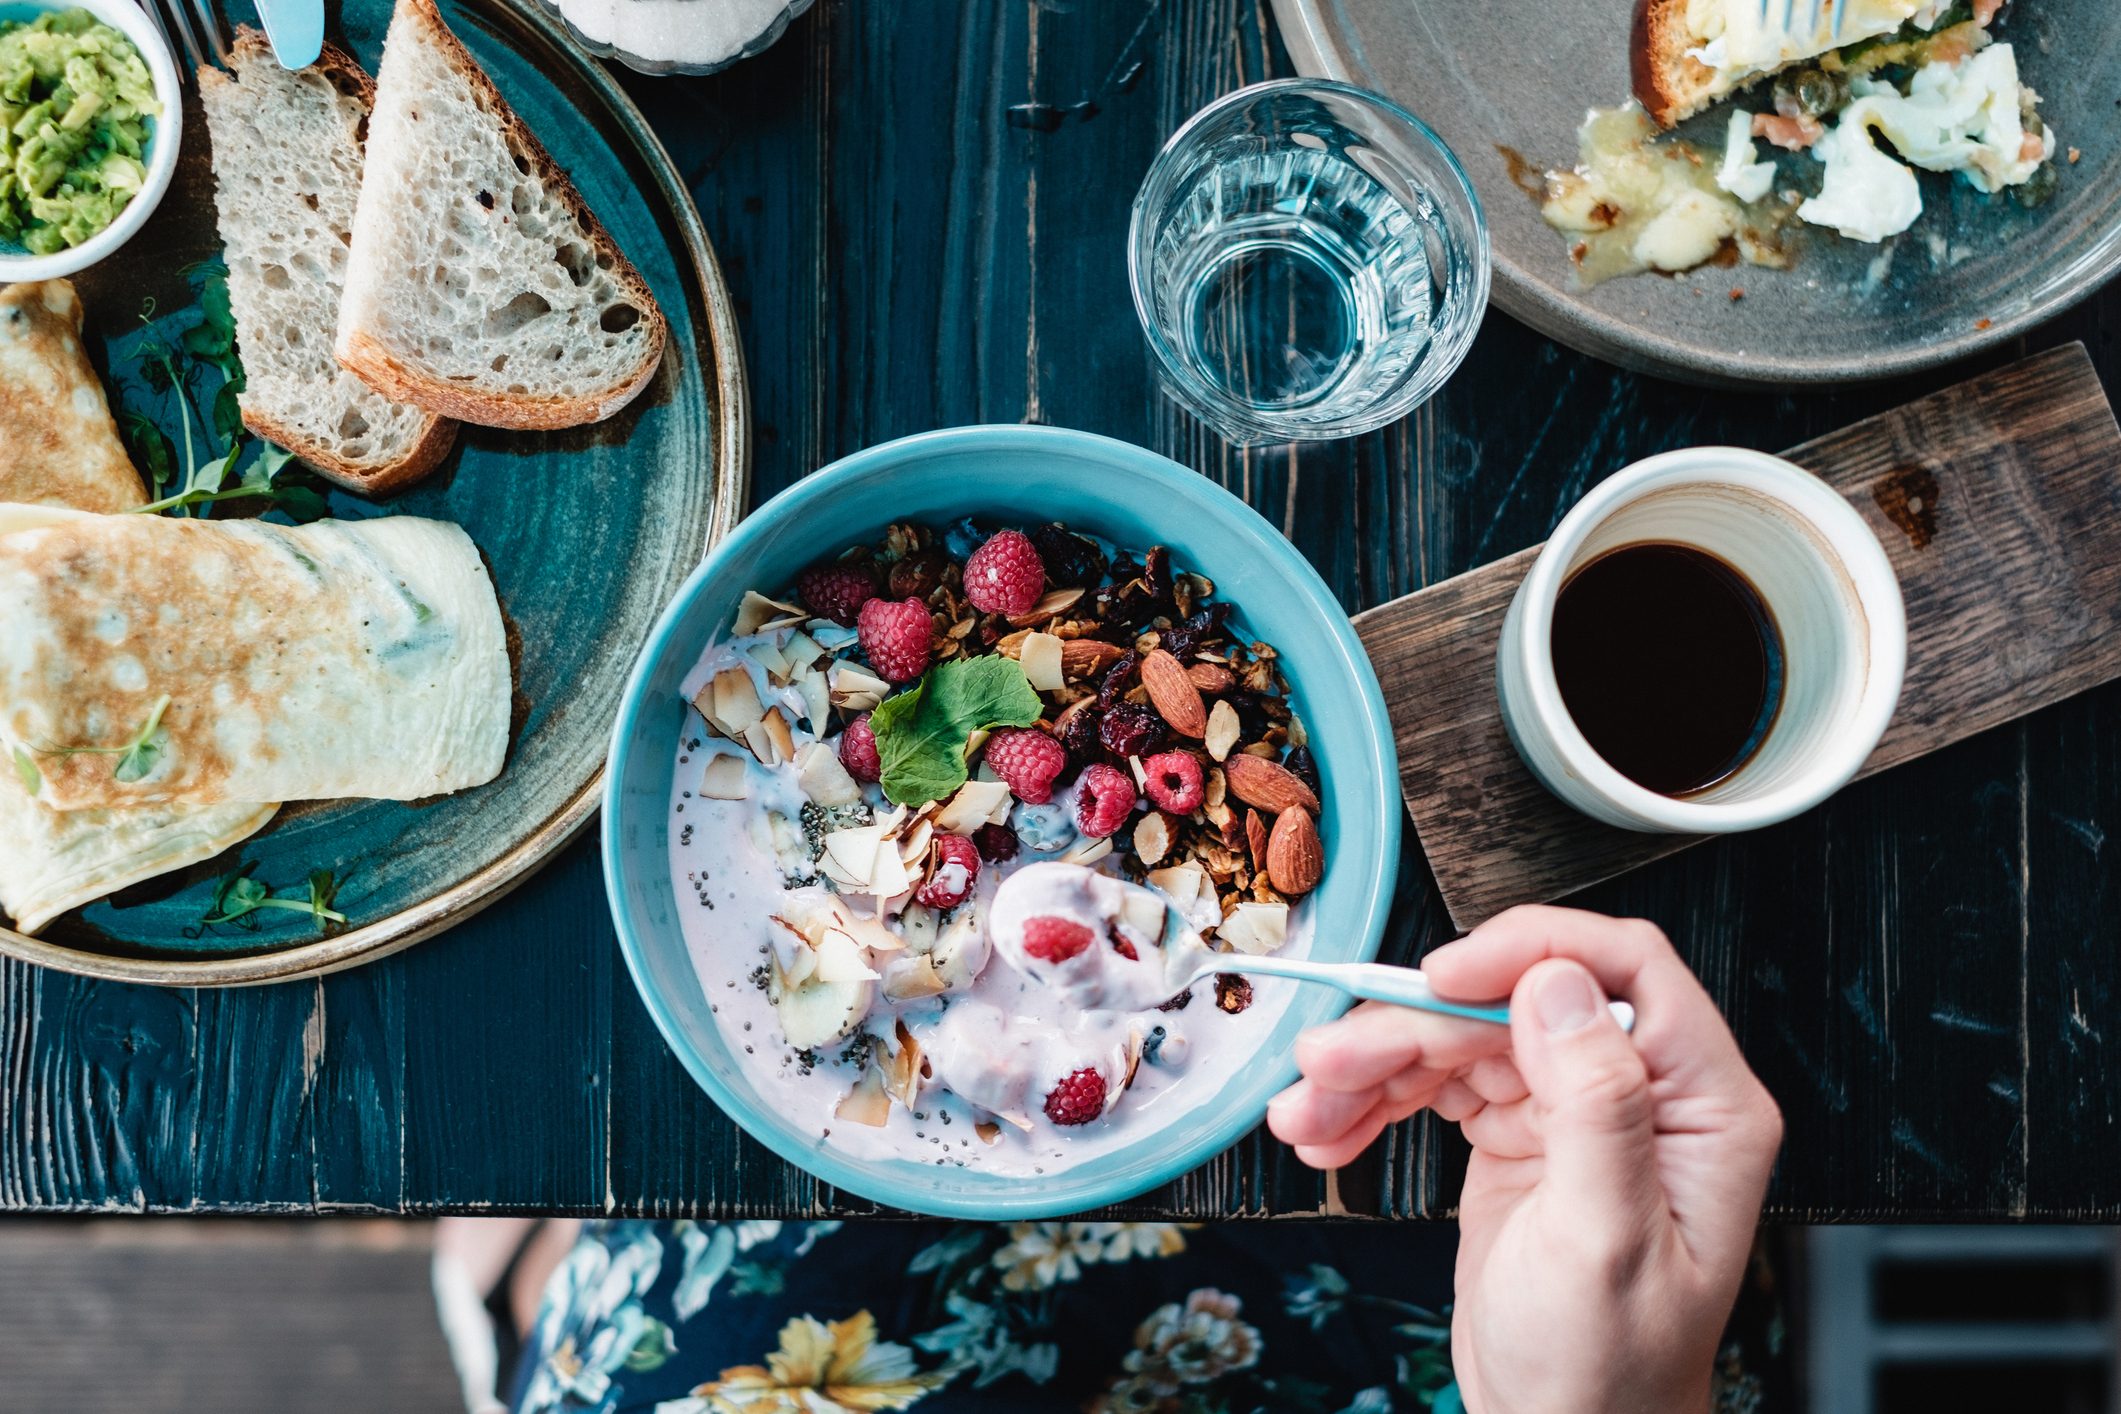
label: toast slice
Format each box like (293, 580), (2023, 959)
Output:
(335, 0), (668, 431)
(1632, 0), (1948, 127)
(199, 31), (457, 494)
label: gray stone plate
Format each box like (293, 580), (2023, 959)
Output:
(0, 0), (748, 985)
(1272, 0), (2121, 386)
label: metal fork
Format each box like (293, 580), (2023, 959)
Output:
(1760, 0), (1850, 43)
(138, 0), (228, 83)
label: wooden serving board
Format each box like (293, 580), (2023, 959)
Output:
(1353, 343), (2121, 930)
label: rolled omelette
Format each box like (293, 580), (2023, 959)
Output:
(0, 284), (277, 936)
(0, 506), (510, 811)
(0, 281), (151, 513)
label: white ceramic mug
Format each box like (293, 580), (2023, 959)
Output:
(1496, 447), (1907, 834)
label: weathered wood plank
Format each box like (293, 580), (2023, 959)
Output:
(1354, 345), (2121, 930)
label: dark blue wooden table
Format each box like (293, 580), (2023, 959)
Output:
(5, 0), (2119, 1219)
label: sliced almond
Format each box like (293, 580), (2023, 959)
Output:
(1133, 810), (1174, 867)
(1244, 809), (1270, 868)
(1222, 753), (1320, 814)
(1266, 806), (1323, 896)
(1286, 713), (1308, 749)
(1061, 638), (1128, 680)
(734, 591), (808, 636)
(974, 1120), (1002, 1145)
(1204, 699), (1242, 762)
(1007, 586), (1086, 627)
(1019, 631), (1066, 692)
(1140, 648), (1208, 737)
(1127, 754), (1149, 790)
(699, 753), (750, 800)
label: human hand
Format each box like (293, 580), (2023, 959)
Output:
(1266, 906), (1783, 1414)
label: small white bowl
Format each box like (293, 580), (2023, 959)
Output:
(0, 0), (184, 282)
(1497, 447), (1908, 835)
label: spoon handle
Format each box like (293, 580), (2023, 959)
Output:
(1223, 955), (1637, 1034)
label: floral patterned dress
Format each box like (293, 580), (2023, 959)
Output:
(511, 1220), (1788, 1414)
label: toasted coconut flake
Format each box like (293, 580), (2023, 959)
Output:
(935, 780), (1013, 834)
(814, 929), (881, 983)
(1019, 632), (1065, 692)
(735, 591), (808, 636)
(1205, 700), (1242, 761)
(835, 1066), (891, 1126)
(885, 1021), (928, 1108)
(869, 844), (913, 900)
(897, 819), (935, 870)
(797, 741), (863, 807)
(709, 667), (766, 737)
(899, 902), (940, 955)
(699, 753), (750, 800)
(829, 663), (893, 713)
(1062, 836), (1114, 867)
(746, 639), (792, 682)
(822, 824), (888, 884)
(882, 955), (950, 1001)
(1147, 861), (1206, 909)
(794, 669), (831, 735)
(1219, 901), (1289, 955)
(1120, 1024), (1147, 1096)
(1134, 811), (1174, 867)
(993, 1109), (1034, 1133)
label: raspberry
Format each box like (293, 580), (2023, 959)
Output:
(1043, 1066), (1107, 1126)
(972, 822), (1019, 863)
(1142, 750), (1204, 814)
(1074, 763), (1137, 838)
(857, 597), (934, 682)
(1099, 702), (1166, 760)
(984, 727), (1066, 804)
(963, 529), (1046, 616)
(1021, 915), (1094, 963)
(916, 833), (980, 910)
(796, 561), (877, 626)
(838, 714), (881, 783)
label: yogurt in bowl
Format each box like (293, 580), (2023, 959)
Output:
(665, 516), (1324, 1174)
(604, 425), (1400, 1217)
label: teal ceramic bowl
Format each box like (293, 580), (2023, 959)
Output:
(603, 425), (1400, 1217)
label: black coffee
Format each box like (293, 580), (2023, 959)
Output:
(1549, 542), (1783, 797)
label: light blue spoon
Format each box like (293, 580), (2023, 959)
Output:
(1172, 948), (1637, 1033)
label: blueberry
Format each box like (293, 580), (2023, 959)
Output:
(1012, 801), (1076, 854)
(943, 516), (985, 561)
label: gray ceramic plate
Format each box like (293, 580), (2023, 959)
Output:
(1272, 0), (2121, 386)
(0, 0), (747, 986)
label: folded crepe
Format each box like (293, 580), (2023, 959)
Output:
(0, 283), (277, 935)
(0, 506), (509, 811)
(0, 281), (150, 513)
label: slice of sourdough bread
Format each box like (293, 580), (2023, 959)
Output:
(1632, 0), (1949, 128)
(334, 0), (668, 431)
(199, 30), (456, 494)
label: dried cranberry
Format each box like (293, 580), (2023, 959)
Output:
(1097, 652), (1140, 710)
(1058, 705), (1105, 777)
(1141, 545), (1174, 607)
(1160, 603), (1231, 661)
(1285, 745), (1322, 799)
(1099, 702), (1167, 759)
(1028, 524), (1105, 588)
(1215, 973), (1254, 1014)
(1157, 988), (1194, 1012)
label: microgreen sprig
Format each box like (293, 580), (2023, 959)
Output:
(30, 693), (172, 783)
(201, 865), (348, 931)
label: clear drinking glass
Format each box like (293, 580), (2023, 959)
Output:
(1129, 79), (1490, 446)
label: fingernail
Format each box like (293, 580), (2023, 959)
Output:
(1535, 965), (1600, 1035)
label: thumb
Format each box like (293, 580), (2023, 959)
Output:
(1511, 959), (1661, 1224)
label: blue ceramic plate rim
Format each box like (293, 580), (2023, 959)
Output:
(603, 425), (1400, 1217)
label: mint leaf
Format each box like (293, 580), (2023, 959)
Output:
(871, 656), (1041, 806)
(11, 747), (39, 794)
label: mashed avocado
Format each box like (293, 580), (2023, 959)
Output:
(0, 9), (160, 255)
